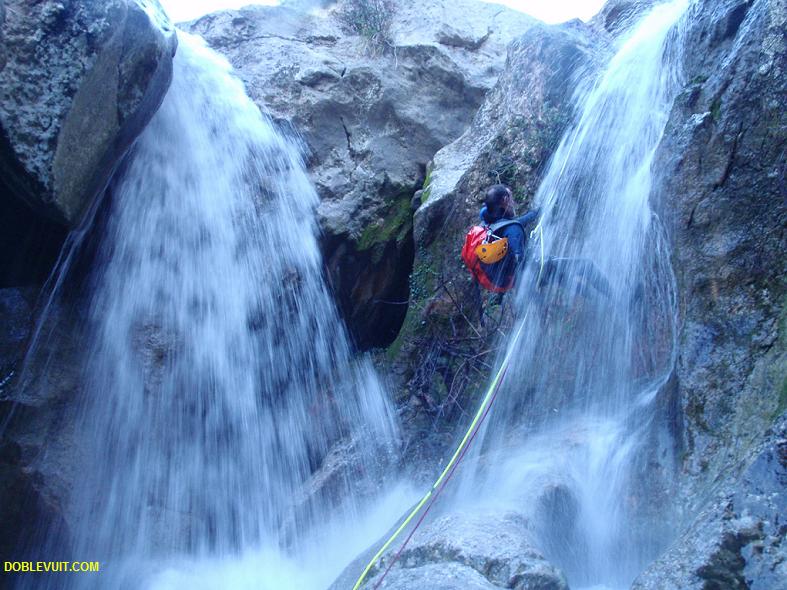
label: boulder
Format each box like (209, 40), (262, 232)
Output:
(0, 0), (177, 227)
(355, 511), (568, 590)
(590, 0), (659, 34)
(186, 0), (537, 348)
(370, 562), (503, 590)
(0, 3), (177, 554)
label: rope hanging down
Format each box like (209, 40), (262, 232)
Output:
(351, 316), (529, 590)
(531, 220), (546, 284)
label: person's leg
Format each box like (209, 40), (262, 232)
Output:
(569, 259), (612, 298)
(537, 258), (611, 297)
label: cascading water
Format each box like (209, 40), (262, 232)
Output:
(20, 35), (406, 590)
(455, 1), (690, 588)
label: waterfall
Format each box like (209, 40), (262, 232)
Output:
(20, 35), (402, 590)
(456, 1), (690, 588)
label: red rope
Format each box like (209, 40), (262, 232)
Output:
(372, 363), (510, 589)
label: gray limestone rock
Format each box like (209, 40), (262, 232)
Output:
(336, 511), (568, 590)
(186, 0), (537, 348)
(0, 0), (177, 226)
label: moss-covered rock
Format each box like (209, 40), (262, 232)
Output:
(323, 191), (415, 349)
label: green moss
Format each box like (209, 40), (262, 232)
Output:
(385, 317), (410, 360)
(409, 251), (439, 303)
(710, 97), (722, 122)
(356, 194), (413, 263)
(777, 375), (787, 417)
(420, 163), (434, 204)
(773, 297), (787, 417)
(385, 243), (446, 363)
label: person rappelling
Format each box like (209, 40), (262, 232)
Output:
(462, 183), (611, 301)
(461, 184), (541, 293)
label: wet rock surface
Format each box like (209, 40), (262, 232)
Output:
(0, 2), (177, 556)
(0, 288), (34, 384)
(344, 511), (568, 590)
(633, 419), (787, 590)
(634, 0), (787, 584)
(653, 0), (786, 501)
(186, 0), (536, 348)
(0, 0), (177, 227)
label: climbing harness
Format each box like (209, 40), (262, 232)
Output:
(351, 317), (529, 590)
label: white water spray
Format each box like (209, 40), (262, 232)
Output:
(20, 35), (405, 590)
(456, 2), (690, 588)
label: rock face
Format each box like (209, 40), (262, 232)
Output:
(0, 0), (177, 227)
(384, 19), (601, 458)
(381, 0), (786, 585)
(633, 0), (787, 583)
(339, 511), (568, 590)
(590, 0), (658, 34)
(632, 420), (787, 590)
(0, 288), (34, 383)
(653, 0), (786, 508)
(186, 0), (537, 348)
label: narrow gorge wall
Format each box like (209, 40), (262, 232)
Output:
(635, 0), (786, 586)
(0, 0), (783, 586)
(384, 18), (605, 461)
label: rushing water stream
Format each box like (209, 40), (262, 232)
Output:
(20, 36), (407, 590)
(454, 1), (690, 588)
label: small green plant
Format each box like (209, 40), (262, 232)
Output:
(335, 0), (395, 52)
(710, 97), (722, 122)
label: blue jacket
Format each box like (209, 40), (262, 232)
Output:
(479, 207), (539, 289)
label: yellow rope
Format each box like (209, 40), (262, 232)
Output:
(351, 317), (528, 590)
(530, 221), (546, 284)
(352, 212), (544, 588)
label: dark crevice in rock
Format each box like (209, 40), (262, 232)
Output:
(339, 115), (354, 158)
(0, 188), (66, 289)
(320, 215), (415, 351)
(720, 1), (751, 43)
(696, 528), (761, 590)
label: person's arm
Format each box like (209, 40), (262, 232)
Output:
(517, 208), (540, 228)
(507, 226), (526, 265)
